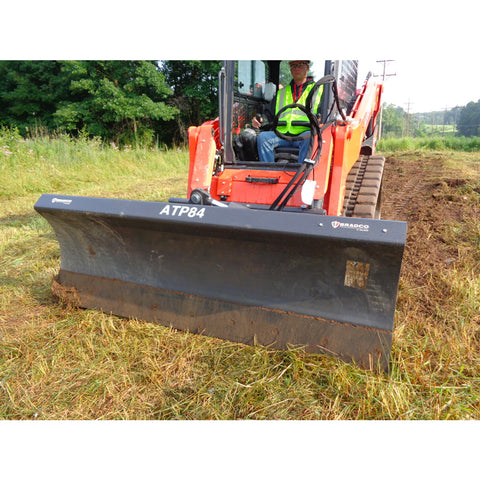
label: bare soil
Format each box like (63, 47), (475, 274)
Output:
(382, 152), (480, 312)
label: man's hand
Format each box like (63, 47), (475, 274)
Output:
(252, 115), (262, 129)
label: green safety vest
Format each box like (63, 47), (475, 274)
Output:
(275, 82), (323, 138)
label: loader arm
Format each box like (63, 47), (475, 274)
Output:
(324, 76), (383, 216)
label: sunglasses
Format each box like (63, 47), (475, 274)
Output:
(290, 62), (309, 68)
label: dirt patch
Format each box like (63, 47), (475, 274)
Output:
(382, 152), (480, 291)
(382, 153), (478, 222)
(51, 276), (81, 308)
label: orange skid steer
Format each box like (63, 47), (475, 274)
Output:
(34, 61), (407, 371)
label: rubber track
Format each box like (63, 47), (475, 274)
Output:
(342, 155), (385, 219)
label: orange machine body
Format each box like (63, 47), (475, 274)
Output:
(187, 75), (383, 215)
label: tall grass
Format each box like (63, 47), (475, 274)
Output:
(0, 126), (189, 201)
(378, 135), (480, 152)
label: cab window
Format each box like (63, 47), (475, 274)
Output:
(237, 61), (267, 98)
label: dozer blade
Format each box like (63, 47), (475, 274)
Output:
(34, 194), (407, 371)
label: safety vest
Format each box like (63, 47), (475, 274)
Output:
(275, 81), (323, 138)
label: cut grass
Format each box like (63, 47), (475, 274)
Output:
(1, 132), (480, 420)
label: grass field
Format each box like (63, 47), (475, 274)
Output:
(1, 129), (479, 424)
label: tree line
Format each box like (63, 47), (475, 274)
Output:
(0, 60), (222, 146)
(381, 102), (480, 138)
(1, 61), (479, 145)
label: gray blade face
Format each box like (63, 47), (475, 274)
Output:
(35, 194), (407, 370)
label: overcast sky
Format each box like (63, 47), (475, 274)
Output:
(362, 57), (480, 113)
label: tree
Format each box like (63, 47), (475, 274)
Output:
(0, 61), (70, 132)
(54, 61), (178, 144)
(160, 61), (222, 143)
(380, 103), (405, 137)
(457, 100), (480, 137)
(0, 61), (179, 145)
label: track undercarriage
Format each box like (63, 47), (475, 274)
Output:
(343, 155), (385, 219)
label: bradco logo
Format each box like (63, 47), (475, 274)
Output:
(52, 198), (72, 205)
(331, 220), (369, 232)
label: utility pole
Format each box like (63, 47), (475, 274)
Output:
(453, 106), (459, 134)
(374, 60), (396, 139)
(404, 100), (413, 137)
(442, 106), (449, 136)
(376, 60), (396, 82)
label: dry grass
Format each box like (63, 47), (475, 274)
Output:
(1, 133), (480, 421)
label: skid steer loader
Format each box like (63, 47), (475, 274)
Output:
(34, 61), (407, 371)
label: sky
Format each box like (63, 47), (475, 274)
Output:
(361, 57), (480, 113)
(313, 55), (479, 115)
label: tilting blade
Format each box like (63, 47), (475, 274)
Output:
(35, 194), (407, 371)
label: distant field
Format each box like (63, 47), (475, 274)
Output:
(423, 124), (457, 135)
(1, 129), (479, 420)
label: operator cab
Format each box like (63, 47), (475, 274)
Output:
(223, 60), (359, 166)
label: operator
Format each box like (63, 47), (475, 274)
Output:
(252, 60), (323, 163)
